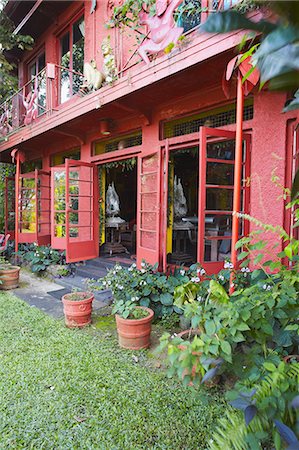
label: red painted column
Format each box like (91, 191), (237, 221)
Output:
(15, 153), (20, 254)
(230, 75), (244, 293)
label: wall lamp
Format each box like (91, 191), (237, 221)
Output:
(99, 119), (112, 136)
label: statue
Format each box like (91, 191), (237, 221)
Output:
(174, 176), (187, 220)
(80, 60), (106, 95)
(106, 182), (125, 226)
(23, 78), (38, 126)
(138, 0), (184, 65)
(0, 110), (12, 137)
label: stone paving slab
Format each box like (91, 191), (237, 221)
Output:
(11, 271), (109, 319)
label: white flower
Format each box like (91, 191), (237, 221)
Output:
(198, 296), (203, 302)
(191, 277), (200, 283)
(141, 269), (145, 273)
(263, 284), (267, 290)
(171, 333), (177, 339)
(128, 267), (133, 272)
(224, 261), (233, 269)
(180, 269), (185, 276)
(141, 262), (146, 268)
(200, 268), (206, 276)
(107, 281), (111, 286)
(132, 263), (137, 268)
(218, 275), (224, 281)
(241, 267), (246, 272)
(267, 285), (272, 291)
(118, 285), (124, 290)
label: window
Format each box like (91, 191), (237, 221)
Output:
(93, 131), (142, 155)
(50, 148), (81, 166)
(162, 100), (254, 139)
(60, 16), (85, 103)
(28, 52), (46, 115)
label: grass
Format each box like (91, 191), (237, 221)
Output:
(0, 293), (225, 450)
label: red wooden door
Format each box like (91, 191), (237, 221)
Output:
(65, 159), (99, 263)
(136, 149), (162, 268)
(198, 127), (251, 274)
(5, 176), (15, 239)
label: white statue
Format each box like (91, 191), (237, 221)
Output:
(174, 176), (187, 220)
(106, 182), (125, 226)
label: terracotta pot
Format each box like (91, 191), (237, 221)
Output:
(0, 265), (20, 290)
(115, 306), (154, 350)
(62, 292), (94, 328)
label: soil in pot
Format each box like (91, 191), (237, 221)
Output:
(115, 306), (154, 350)
(0, 265), (20, 290)
(62, 292), (94, 328)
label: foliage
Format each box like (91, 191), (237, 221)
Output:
(103, 157), (137, 172)
(210, 361), (299, 450)
(87, 261), (205, 318)
(112, 300), (150, 319)
(0, 292), (226, 449)
(201, 1), (299, 112)
(0, 8), (34, 103)
(17, 243), (66, 275)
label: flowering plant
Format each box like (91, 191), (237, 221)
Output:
(88, 261), (205, 318)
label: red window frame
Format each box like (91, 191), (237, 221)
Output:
(58, 11), (84, 103)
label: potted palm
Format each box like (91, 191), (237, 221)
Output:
(113, 298), (154, 350)
(0, 256), (20, 290)
(62, 291), (94, 328)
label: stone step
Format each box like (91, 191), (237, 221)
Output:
(76, 265), (107, 280)
(84, 257), (132, 270)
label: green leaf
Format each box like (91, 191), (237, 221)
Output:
(160, 293), (173, 306)
(220, 341), (231, 356)
(205, 320), (216, 335)
(263, 362), (276, 372)
(236, 322), (250, 331)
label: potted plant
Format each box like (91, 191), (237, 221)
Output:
(0, 256), (20, 290)
(62, 291), (94, 328)
(113, 298), (154, 350)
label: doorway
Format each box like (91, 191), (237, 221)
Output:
(99, 159), (137, 262)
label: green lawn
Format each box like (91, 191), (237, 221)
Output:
(0, 293), (225, 450)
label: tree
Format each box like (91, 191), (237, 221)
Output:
(201, 0), (299, 112)
(0, 3), (34, 103)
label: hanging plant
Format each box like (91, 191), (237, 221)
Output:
(103, 157), (137, 172)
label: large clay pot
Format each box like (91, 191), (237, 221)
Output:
(115, 306), (154, 350)
(0, 265), (20, 290)
(62, 292), (94, 328)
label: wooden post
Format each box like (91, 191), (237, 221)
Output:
(15, 151), (20, 254)
(230, 74), (244, 294)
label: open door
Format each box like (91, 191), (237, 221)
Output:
(18, 169), (51, 245)
(198, 127), (251, 274)
(136, 149), (162, 268)
(5, 176), (15, 239)
(65, 159), (98, 263)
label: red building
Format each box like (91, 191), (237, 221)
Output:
(0, 0), (298, 273)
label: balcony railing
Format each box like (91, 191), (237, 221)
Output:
(0, 64), (84, 139)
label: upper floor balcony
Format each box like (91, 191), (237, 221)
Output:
(0, 0), (257, 153)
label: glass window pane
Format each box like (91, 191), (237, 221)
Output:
(72, 18), (84, 95)
(207, 162), (234, 185)
(206, 188), (233, 211)
(60, 32), (70, 103)
(207, 140), (235, 160)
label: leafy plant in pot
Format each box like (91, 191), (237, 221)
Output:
(0, 256), (20, 290)
(113, 298), (154, 350)
(62, 290), (94, 328)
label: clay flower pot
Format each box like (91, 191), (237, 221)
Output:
(0, 265), (20, 290)
(284, 355), (299, 364)
(115, 306), (154, 350)
(62, 292), (94, 328)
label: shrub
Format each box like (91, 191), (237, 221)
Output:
(88, 261), (206, 318)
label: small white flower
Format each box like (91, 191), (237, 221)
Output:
(263, 284), (267, 290)
(191, 276), (200, 283)
(218, 275), (224, 281)
(119, 285), (124, 290)
(241, 267), (246, 272)
(141, 262), (146, 268)
(128, 267), (133, 272)
(131, 297), (136, 302)
(198, 296), (203, 302)
(132, 263), (137, 268)
(141, 269), (145, 273)
(267, 285), (272, 291)
(230, 283), (234, 288)
(180, 269), (185, 276)
(107, 280), (111, 286)
(200, 268), (206, 276)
